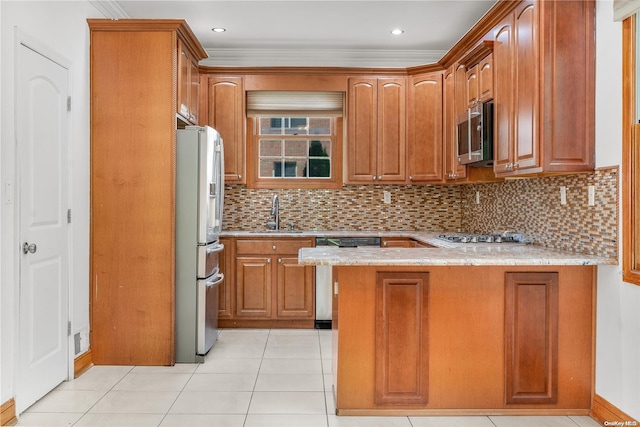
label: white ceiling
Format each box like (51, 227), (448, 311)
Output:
(95, 0), (497, 68)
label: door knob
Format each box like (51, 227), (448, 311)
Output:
(22, 242), (37, 254)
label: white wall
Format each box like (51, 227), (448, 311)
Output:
(0, 0), (102, 408)
(595, 1), (640, 421)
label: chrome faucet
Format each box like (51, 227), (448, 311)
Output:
(266, 194), (279, 230)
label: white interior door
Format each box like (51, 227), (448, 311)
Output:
(16, 41), (70, 413)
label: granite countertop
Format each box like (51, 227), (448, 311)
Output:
(221, 230), (617, 267)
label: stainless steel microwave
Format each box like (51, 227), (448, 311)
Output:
(456, 101), (494, 166)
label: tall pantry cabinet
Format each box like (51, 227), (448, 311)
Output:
(88, 20), (207, 365)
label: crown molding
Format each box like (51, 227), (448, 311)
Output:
(200, 48), (447, 69)
(89, 0), (129, 19)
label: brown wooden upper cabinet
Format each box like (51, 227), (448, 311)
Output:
(492, 0), (595, 177)
(206, 76), (246, 184)
(466, 53), (494, 108)
(443, 65), (468, 182)
(478, 54), (494, 103)
(407, 72), (444, 183)
(177, 39), (200, 125)
(347, 77), (407, 184)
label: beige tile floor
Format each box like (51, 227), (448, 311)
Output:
(16, 329), (603, 427)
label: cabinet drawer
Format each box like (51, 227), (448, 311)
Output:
(236, 239), (314, 255)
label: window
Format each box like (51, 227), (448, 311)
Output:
(245, 91), (344, 189)
(257, 117), (332, 179)
(622, 14), (640, 286)
(248, 116), (343, 188)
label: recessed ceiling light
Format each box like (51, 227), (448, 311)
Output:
(212, 27), (226, 33)
(391, 29), (404, 35)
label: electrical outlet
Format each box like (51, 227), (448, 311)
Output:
(588, 185), (595, 206)
(560, 186), (567, 205)
(475, 191), (480, 205)
(383, 191), (391, 204)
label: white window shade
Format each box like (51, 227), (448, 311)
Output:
(614, 0), (640, 21)
(247, 91), (344, 116)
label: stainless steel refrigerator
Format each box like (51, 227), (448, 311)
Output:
(176, 126), (224, 363)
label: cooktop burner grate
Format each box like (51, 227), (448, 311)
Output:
(437, 233), (519, 244)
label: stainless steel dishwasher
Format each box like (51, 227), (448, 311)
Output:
(314, 237), (381, 329)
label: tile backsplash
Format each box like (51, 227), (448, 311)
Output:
(223, 185), (462, 232)
(460, 167), (619, 259)
(223, 167), (618, 258)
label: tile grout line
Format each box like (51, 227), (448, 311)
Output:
(157, 361), (200, 427)
(242, 328), (271, 427)
(69, 365), (136, 427)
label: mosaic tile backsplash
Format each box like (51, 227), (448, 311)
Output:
(223, 185), (462, 232)
(223, 167), (618, 258)
(460, 167), (619, 259)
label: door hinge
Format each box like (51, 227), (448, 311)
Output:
(67, 209), (71, 224)
(67, 96), (71, 112)
(68, 321), (72, 336)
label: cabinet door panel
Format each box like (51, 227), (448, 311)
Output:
(236, 257), (271, 318)
(189, 59), (199, 124)
(177, 40), (190, 119)
(408, 73), (443, 182)
(208, 77), (245, 183)
(377, 79), (406, 181)
(479, 54), (494, 102)
(466, 66), (479, 107)
(493, 15), (515, 174)
(347, 79), (377, 182)
(514, 1), (539, 171)
(375, 272), (429, 405)
(505, 272), (558, 404)
(277, 257), (314, 318)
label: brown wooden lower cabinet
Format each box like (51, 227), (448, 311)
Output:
(505, 272), (559, 405)
(219, 237), (315, 328)
(334, 265), (594, 415)
(375, 272), (429, 405)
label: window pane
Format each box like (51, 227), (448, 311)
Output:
(309, 118), (331, 135)
(259, 139), (282, 156)
(285, 117), (309, 135)
(308, 158), (331, 177)
(260, 118), (282, 135)
(284, 140), (308, 157)
(259, 158), (281, 178)
(273, 160), (302, 177)
(308, 140), (331, 157)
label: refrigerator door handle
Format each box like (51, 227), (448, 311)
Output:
(205, 273), (224, 288)
(206, 243), (225, 255)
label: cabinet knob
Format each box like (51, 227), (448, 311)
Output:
(505, 163), (513, 170)
(272, 245), (276, 250)
(383, 242), (388, 247)
(372, 176), (377, 181)
(513, 163), (520, 170)
(378, 176), (382, 180)
(409, 176), (413, 181)
(267, 258), (271, 263)
(278, 258), (282, 264)
(238, 174), (242, 180)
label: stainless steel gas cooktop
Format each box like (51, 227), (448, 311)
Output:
(437, 233), (521, 244)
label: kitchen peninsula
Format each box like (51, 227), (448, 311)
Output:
(298, 234), (614, 416)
